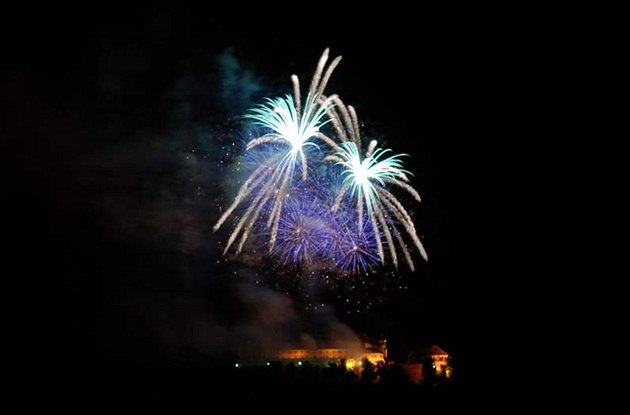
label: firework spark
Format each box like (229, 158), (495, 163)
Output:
(323, 97), (428, 271)
(214, 49), (341, 255)
(270, 185), (330, 267)
(268, 174), (380, 274)
(324, 197), (380, 274)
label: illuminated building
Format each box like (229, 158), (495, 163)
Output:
(427, 344), (451, 376)
(401, 344), (453, 383)
(272, 341), (386, 368)
(235, 337), (387, 369)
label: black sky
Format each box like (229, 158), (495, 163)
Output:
(3, 6), (532, 391)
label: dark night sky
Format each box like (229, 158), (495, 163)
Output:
(3, 6), (535, 392)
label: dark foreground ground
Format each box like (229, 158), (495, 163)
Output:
(43, 361), (462, 410)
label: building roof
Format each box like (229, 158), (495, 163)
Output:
(427, 345), (448, 356)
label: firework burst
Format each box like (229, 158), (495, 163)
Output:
(267, 172), (380, 274)
(322, 96), (428, 271)
(214, 49), (428, 274)
(213, 49), (341, 255)
(269, 184), (330, 267)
